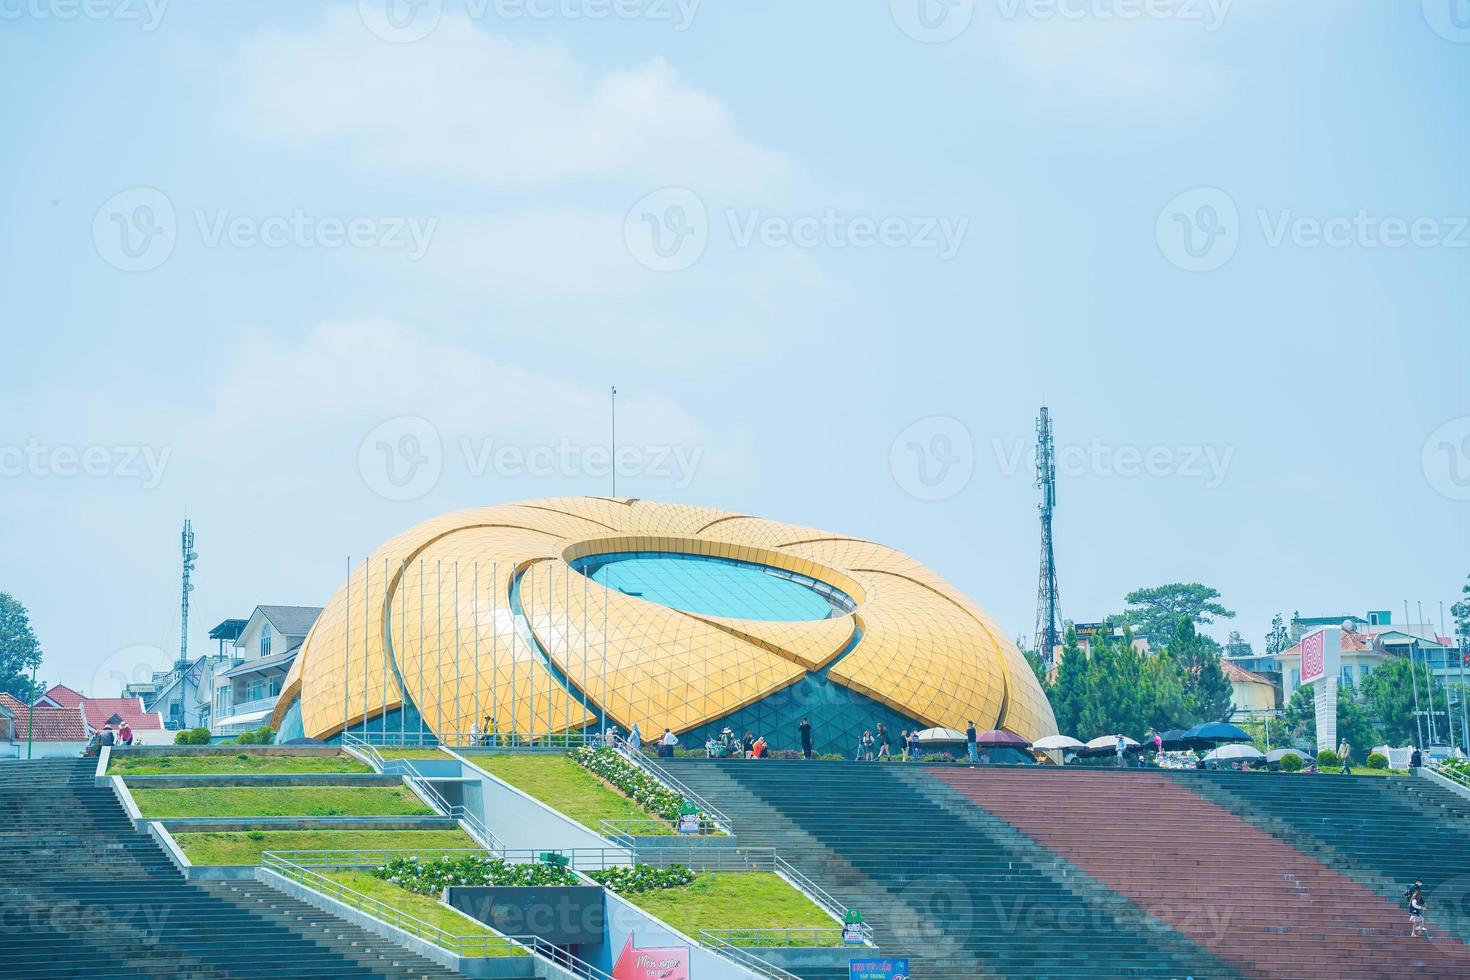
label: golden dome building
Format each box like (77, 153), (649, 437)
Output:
(272, 497), (1056, 753)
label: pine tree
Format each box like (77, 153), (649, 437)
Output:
(1167, 618), (1235, 723)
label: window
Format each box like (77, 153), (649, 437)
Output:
(1360, 663), (1372, 682)
(1340, 665), (1354, 689)
(246, 679), (266, 702)
(1290, 668), (1301, 688)
(269, 676), (281, 697)
(260, 629), (272, 658)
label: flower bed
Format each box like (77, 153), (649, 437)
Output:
(586, 864), (696, 895)
(1442, 757), (1470, 780)
(569, 747), (683, 820)
(368, 855), (580, 895)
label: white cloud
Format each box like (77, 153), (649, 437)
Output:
(223, 6), (786, 193)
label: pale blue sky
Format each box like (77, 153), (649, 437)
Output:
(3, 0), (1467, 693)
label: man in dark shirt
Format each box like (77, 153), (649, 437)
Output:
(798, 718), (813, 760)
(966, 721), (978, 765)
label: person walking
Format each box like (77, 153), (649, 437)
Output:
(1115, 735), (1126, 768)
(659, 728), (678, 758)
(875, 723), (891, 761)
(1406, 880), (1428, 938)
(1338, 738), (1353, 774)
(966, 721), (978, 765)
(860, 729), (875, 762)
(628, 722), (643, 752)
(908, 729), (921, 761)
(900, 729), (910, 762)
(798, 718), (813, 760)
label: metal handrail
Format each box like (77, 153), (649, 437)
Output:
(695, 932), (804, 979)
(773, 855), (875, 945)
(262, 844), (781, 874)
(260, 852), (524, 958)
(697, 927), (844, 948)
(614, 744), (733, 832)
(1430, 760), (1470, 790)
(344, 733), (507, 850)
(263, 851), (617, 978)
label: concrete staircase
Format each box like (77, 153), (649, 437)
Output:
(661, 758), (1232, 979)
(943, 767), (1470, 980)
(0, 758), (464, 979)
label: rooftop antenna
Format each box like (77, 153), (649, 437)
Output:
(1033, 406), (1061, 665)
(179, 518), (197, 670)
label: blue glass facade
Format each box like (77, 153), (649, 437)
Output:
(570, 551), (854, 622)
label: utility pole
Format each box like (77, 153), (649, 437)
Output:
(26, 660), (37, 760)
(610, 385), (618, 498)
(180, 519), (197, 669)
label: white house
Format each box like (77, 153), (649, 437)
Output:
(210, 605), (321, 737)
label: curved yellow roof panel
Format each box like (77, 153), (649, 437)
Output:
(275, 498), (1057, 745)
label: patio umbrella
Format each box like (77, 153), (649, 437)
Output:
(1031, 735), (1086, 752)
(1082, 734), (1141, 756)
(1182, 722), (1252, 746)
(1265, 748), (1305, 764)
(1203, 744), (1266, 763)
(913, 727), (967, 746)
(974, 729), (1031, 749)
(1156, 729), (1190, 749)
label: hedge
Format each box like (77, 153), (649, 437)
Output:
(1280, 754), (1303, 772)
(368, 855), (579, 895)
(585, 864), (695, 895)
(569, 747), (683, 820)
(1317, 749), (1341, 768)
(1366, 752), (1388, 770)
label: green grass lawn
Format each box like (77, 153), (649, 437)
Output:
(468, 753), (672, 833)
(108, 753), (370, 776)
(131, 786), (433, 818)
(325, 871), (524, 957)
(620, 872), (842, 946)
(174, 828), (477, 866)
(376, 748), (451, 760)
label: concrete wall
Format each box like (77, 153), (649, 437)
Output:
(587, 889), (760, 979)
(447, 750), (623, 854)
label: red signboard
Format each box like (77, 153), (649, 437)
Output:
(1300, 629), (1327, 685)
(612, 934), (689, 980)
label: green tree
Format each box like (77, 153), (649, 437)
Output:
(1139, 649), (1191, 734)
(1283, 685), (1316, 747)
(1018, 638), (1049, 690)
(1361, 656), (1450, 747)
(1049, 628), (1086, 736)
(0, 593), (44, 702)
(1077, 636), (1150, 739)
(1121, 583), (1235, 643)
(1264, 613), (1291, 657)
(1282, 683), (1380, 754)
(1452, 573), (1470, 645)
(1166, 618), (1235, 723)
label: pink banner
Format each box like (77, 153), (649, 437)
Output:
(612, 934), (689, 980)
(1300, 629), (1326, 684)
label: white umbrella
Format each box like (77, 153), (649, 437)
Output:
(1032, 735), (1087, 751)
(1085, 734), (1140, 751)
(1265, 748), (1304, 764)
(1204, 744), (1266, 762)
(914, 727), (967, 745)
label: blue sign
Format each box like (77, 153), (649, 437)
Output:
(850, 958), (909, 980)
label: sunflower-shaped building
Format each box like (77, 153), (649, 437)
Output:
(272, 497), (1056, 753)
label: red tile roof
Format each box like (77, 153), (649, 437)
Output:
(79, 698), (164, 731)
(0, 697), (88, 741)
(43, 684), (85, 708)
(1222, 660), (1274, 686)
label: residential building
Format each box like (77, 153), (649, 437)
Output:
(0, 693), (91, 758)
(210, 605), (321, 737)
(1222, 660), (1279, 720)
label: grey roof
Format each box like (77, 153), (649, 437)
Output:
(257, 605), (323, 637)
(221, 648), (299, 679)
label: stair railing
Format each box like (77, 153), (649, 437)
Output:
(1429, 760), (1470, 792)
(772, 855), (875, 946)
(694, 932), (805, 980)
(343, 732), (507, 851)
(613, 745), (732, 833)
(259, 852), (523, 958)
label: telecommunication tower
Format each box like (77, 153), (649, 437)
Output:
(179, 519), (197, 669)
(1033, 408), (1062, 664)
